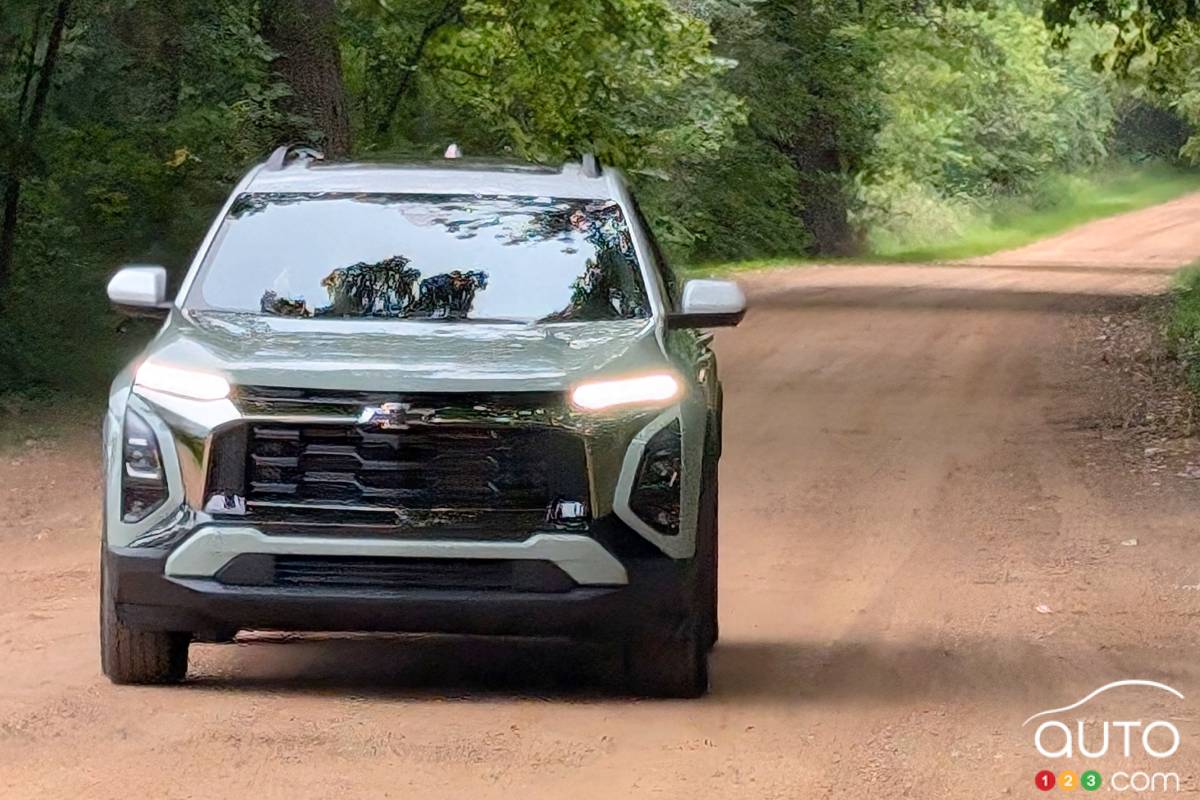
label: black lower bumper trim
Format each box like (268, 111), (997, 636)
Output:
(106, 546), (692, 640)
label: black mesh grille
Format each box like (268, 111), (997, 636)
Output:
(246, 423), (584, 511)
(205, 388), (590, 534)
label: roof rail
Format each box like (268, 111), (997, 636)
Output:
(580, 153), (602, 178)
(266, 142), (325, 171)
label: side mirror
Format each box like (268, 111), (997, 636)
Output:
(108, 265), (170, 319)
(667, 279), (746, 329)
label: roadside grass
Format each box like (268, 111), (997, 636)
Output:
(875, 165), (1200, 262)
(1166, 264), (1200, 395)
(683, 255), (834, 276)
(0, 392), (99, 451)
(688, 164), (1200, 276)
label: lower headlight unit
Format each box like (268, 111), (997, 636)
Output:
(122, 409), (167, 522)
(629, 419), (682, 536)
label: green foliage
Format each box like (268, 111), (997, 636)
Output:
(1043, 0), (1195, 73)
(1167, 263), (1200, 394)
(1043, 0), (1200, 162)
(338, 0), (511, 156)
(636, 126), (811, 261)
(870, 163), (1200, 261)
(1110, 95), (1191, 162)
(652, 0), (883, 261)
(854, 4), (1118, 251)
(658, 1), (1156, 264)
(0, 0), (1191, 396)
(1132, 20), (1200, 163)
(694, 163), (1200, 270)
(426, 0), (742, 168)
(0, 0), (286, 393)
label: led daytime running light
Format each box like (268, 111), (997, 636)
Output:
(571, 373), (680, 411)
(135, 361), (230, 401)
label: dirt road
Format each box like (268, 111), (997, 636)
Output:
(4, 196), (1200, 798)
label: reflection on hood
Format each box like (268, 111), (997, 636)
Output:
(164, 311), (662, 392)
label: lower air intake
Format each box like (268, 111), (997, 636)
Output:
(216, 554), (577, 593)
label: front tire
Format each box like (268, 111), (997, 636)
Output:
(624, 450), (717, 698)
(100, 550), (189, 684)
(624, 624), (708, 698)
(699, 459), (719, 650)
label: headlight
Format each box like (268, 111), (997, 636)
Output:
(135, 361), (230, 401)
(122, 409), (167, 522)
(570, 373), (681, 411)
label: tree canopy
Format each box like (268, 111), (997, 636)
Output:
(0, 0), (1194, 393)
(429, 0), (742, 167)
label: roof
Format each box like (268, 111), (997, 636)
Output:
(245, 158), (623, 200)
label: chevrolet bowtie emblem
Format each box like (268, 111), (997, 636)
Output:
(355, 400), (432, 431)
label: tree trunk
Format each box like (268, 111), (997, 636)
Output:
(0, 0), (71, 299)
(261, 0), (352, 158)
(0, 13), (42, 206)
(14, 12), (45, 127)
(778, 116), (863, 257)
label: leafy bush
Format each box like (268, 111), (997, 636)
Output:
(428, 0), (743, 169)
(1167, 265), (1200, 394)
(652, 0), (883, 261)
(0, 2), (290, 395)
(636, 128), (813, 262)
(855, 178), (978, 256)
(854, 4), (1116, 246)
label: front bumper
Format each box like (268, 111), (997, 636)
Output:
(107, 545), (693, 640)
(104, 385), (708, 640)
(163, 527), (628, 585)
(108, 385), (707, 560)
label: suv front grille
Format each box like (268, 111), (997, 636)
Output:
(204, 388), (591, 536)
(249, 423), (574, 508)
(207, 420), (588, 534)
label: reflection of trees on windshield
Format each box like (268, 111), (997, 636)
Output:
(538, 202), (647, 321)
(318, 256), (420, 316)
(259, 258), (489, 320)
(546, 247), (645, 321)
(260, 290), (311, 317)
(412, 270), (490, 319)
(232, 193), (647, 322)
(231, 192), (330, 219)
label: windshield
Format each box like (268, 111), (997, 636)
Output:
(185, 192), (650, 323)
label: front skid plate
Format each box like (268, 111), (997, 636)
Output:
(164, 527), (629, 586)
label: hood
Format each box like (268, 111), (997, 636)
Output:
(143, 311), (667, 392)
